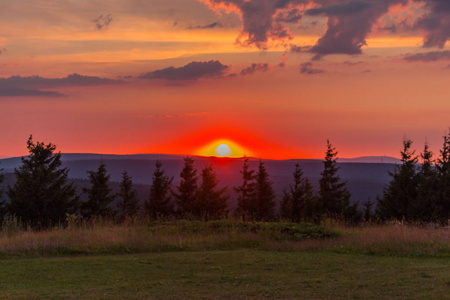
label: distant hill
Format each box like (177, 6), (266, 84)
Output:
(0, 153), (398, 211)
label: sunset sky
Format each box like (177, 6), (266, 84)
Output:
(0, 0), (449, 159)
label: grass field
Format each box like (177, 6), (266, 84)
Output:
(1, 250), (449, 299)
(0, 221), (449, 299)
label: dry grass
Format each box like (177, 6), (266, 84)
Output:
(0, 220), (448, 258)
(265, 224), (449, 257)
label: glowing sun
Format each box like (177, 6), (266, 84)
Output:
(216, 144), (231, 157)
(195, 139), (251, 158)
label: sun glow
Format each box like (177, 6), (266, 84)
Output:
(195, 139), (251, 158)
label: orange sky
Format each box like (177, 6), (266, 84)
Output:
(0, 0), (449, 159)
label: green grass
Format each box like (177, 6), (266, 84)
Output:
(0, 221), (449, 299)
(0, 250), (449, 299)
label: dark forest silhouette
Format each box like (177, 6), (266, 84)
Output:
(0, 134), (449, 229)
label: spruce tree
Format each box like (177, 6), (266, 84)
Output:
(0, 164), (5, 223)
(318, 140), (351, 220)
(436, 132), (450, 223)
(377, 138), (418, 221)
(7, 135), (78, 228)
(81, 162), (115, 219)
(415, 142), (439, 222)
(254, 160), (276, 221)
(173, 157), (198, 218)
(362, 199), (374, 222)
(117, 171), (140, 220)
(280, 164), (314, 223)
(145, 161), (174, 220)
(234, 157), (257, 221)
(196, 165), (229, 220)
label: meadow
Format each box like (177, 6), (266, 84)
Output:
(0, 220), (449, 299)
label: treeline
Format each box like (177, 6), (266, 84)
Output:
(0, 135), (449, 229)
(377, 136), (450, 224)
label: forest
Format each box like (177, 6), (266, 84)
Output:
(1, 134), (449, 230)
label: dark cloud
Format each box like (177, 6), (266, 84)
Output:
(0, 73), (121, 97)
(306, 1), (371, 16)
(240, 63), (270, 75)
(202, 0), (309, 49)
(139, 60), (229, 81)
(300, 62), (325, 74)
(188, 22), (222, 29)
(404, 50), (450, 62)
(289, 44), (303, 53)
(414, 0), (450, 48)
(0, 48), (5, 55)
(309, 0), (408, 56)
(202, 0), (408, 55)
(94, 14), (113, 30)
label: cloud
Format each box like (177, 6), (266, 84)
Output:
(188, 21), (222, 29)
(0, 73), (121, 97)
(94, 13), (113, 30)
(414, 0), (450, 48)
(240, 63), (270, 75)
(200, 0), (309, 49)
(289, 44), (303, 53)
(139, 60), (229, 81)
(343, 60), (364, 66)
(200, 0), (408, 55)
(309, 0), (408, 56)
(300, 62), (325, 74)
(0, 48), (5, 55)
(306, 1), (371, 16)
(404, 50), (450, 62)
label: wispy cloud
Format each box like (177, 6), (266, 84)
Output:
(94, 13), (113, 30)
(240, 63), (269, 75)
(404, 50), (450, 62)
(300, 62), (325, 75)
(139, 60), (229, 81)
(188, 21), (222, 29)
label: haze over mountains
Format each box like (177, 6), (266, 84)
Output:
(0, 154), (400, 209)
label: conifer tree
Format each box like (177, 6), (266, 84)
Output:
(7, 135), (78, 228)
(362, 199), (374, 222)
(173, 157), (198, 218)
(196, 165), (228, 220)
(255, 160), (276, 221)
(234, 157), (257, 221)
(280, 164), (314, 223)
(415, 142), (439, 222)
(436, 132), (450, 223)
(318, 140), (351, 220)
(0, 164), (5, 223)
(377, 138), (418, 221)
(145, 161), (174, 219)
(81, 162), (115, 219)
(117, 171), (140, 220)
